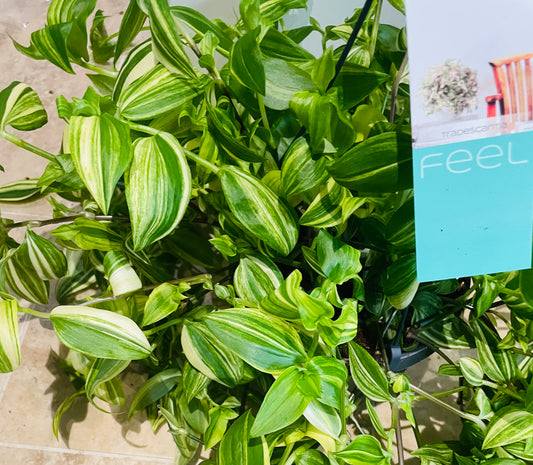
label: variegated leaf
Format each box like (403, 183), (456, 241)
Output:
(0, 82), (47, 131)
(50, 305), (151, 360)
(259, 269), (302, 320)
(23, 228), (67, 280)
(333, 435), (392, 465)
(203, 308), (308, 374)
(281, 137), (328, 197)
(306, 356), (347, 410)
(299, 178), (350, 228)
(458, 357), (484, 386)
(69, 114), (133, 214)
(318, 300), (358, 347)
(316, 230), (361, 284)
(303, 400), (342, 438)
(113, 40), (155, 101)
(103, 250), (142, 297)
(0, 299), (20, 373)
(137, 0), (197, 79)
(85, 358), (130, 403)
(52, 217), (122, 251)
(0, 179), (41, 203)
(114, 0), (147, 63)
(182, 321), (255, 387)
(382, 254), (418, 309)
(220, 166), (299, 256)
(128, 368), (181, 418)
(348, 342), (392, 403)
(125, 132), (192, 251)
(117, 64), (209, 120)
(234, 254), (283, 306)
(483, 407), (533, 449)
(141, 282), (188, 327)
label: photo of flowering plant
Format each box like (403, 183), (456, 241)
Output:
(421, 59), (478, 116)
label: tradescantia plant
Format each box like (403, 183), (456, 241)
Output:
(0, 0), (532, 464)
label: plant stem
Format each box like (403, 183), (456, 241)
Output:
(279, 442), (294, 465)
(19, 307), (51, 319)
(369, 0), (383, 61)
(75, 60), (117, 78)
(5, 214), (129, 231)
(0, 129), (55, 161)
(409, 383), (486, 430)
(482, 381), (524, 402)
(185, 149), (220, 174)
(427, 386), (469, 399)
(391, 401), (405, 465)
(126, 121), (159, 135)
(389, 53), (408, 123)
(143, 318), (183, 337)
(257, 94), (271, 131)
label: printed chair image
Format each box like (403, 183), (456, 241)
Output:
(486, 53), (533, 120)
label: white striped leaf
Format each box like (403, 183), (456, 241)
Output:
(297, 291), (334, 331)
(141, 282), (188, 327)
(114, 0), (147, 63)
(333, 435), (391, 465)
(0, 82), (47, 131)
(69, 114), (133, 214)
(259, 269), (303, 320)
(328, 132), (413, 193)
(303, 400), (342, 438)
(348, 342), (392, 403)
(318, 300), (358, 347)
(128, 368), (181, 418)
(125, 132), (192, 251)
(234, 255), (283, 306)
(50, 305), (151, 360)
(0, 299), (20, 373)
(113, 41), (155, 101)
(220, 166), (299, 256)
(0, 179), (41, 203)
(386, 199), (415, 252)
(250, 366), (313, 437)
(258, 0), (307, 23)
(85, 358), (129, 403)
(137, 0), (197, 79)
(2, 248), (50, 304)
(483, 408), (533, 449)
(203, 308), (308, 374)
(22, 229), (67, 280)
(182, 321), (255, 387)
(458, 357), (484, 386)
(316, 230), (361, 284)
(218, 411), (254, 465)
(117, 64), (209, 120)
(281, 137), (328, 197)
(299, 179), (350, 228)
(416, 316), (476, 350)
(382, 254), (418, 309)
(306, 356), (347, 410)
(13, 24), (74, 74)
(103, 250), (142, 297)
(52, 218), (122, 251)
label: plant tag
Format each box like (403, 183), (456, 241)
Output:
(406, 0), (533, 281)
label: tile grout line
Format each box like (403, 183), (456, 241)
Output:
(0, 442), (174, 463)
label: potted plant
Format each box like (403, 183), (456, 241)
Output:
(1, 0), (532, 464)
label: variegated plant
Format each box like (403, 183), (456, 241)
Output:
(1, 0), (532, 464)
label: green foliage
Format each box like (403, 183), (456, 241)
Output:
(0, 1), (531, 464)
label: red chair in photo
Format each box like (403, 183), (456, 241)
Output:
(486, 53), (533, 120)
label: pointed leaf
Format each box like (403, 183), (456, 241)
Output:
(23, 229), (67, 280)
(382, 254), (418, 309)
(0, 179), (41, 203)
(234, 254), (283, 306)
(483, 408), (533, 449)
(306, 356), (347, 410)
(114, 0), (147, 63)
(50, 305), (151, 360)
(316, 230), (361, 284)
(230, 30), (265, 95)
(259, 269), (303, 320)
(113, 40), (154, 101)
(299, 178), (350, 228)
(141, 282), (188, 327)
(458, 357), (484, 386)
(52, 217), (122, 251)
(203, 308), (307, 373)
(85, 358), (130, 402)
(303, 399), (342, 438)
(220, 166), (299, 256)
(219, 411), (253, 465)
(125, 132), (192, 250)
(0, 82), (47, 131)
(69, 114), (133, 214)
(333, 435), (392, 464)
(0, 299), (20, 372)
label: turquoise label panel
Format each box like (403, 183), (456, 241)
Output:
(414, 131), (533, 282)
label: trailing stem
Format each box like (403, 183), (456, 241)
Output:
(0, 129), (55, 161)
(4, 214), (129, 231)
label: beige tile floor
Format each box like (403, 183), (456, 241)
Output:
(0, 2), (467, 464)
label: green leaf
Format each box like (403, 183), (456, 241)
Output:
(2, 248), (50, 304)
(483, 408), (533, 449)
(412, 443), (454, 465)
(204, 404), (239, 449)
(52, 391), (86, 439)
(220, 166), (299, 256)
(348, 342), (392, 403)
(333, 64), (389, 110)
(113, 40), (154, 102)
(297, 291), (334, 331)
(103, 250), (142, 297)
(136, 0), (197, 78)
(90, 10), (115, 63)
(0, 179), (41, 203)
(52, 217), (122, 251)
(50, 305), (152, 360)
(473, 276), (500, 318)
(295, 450), (329, 465)
(23, 228), (67, 280)
(281, 137), (328, 197)
(0, 81), (47, 131)
(141, 282), (188, 327)
(218, 411), (252, 465)
(386, 198), (414, 252)
(230, 29), (265, 95)
(303, 399), (342, 438)
(13, 23), (74, 73)
(416, 316), (476, 350)
(128, 368), (181, 418)
(234, 255), (283, 306)
(471, 319), (518, 384)
(85, 358), (129, 403)
(382, 254), (418, 309)
(299, 179), (350, 228)
(333, 434), (392, 464)
(125, 132), (192, 250)
(203, 308), (308, 373)
(182, 321), (255, 387)
(365, 398), (387, 439)
(316, 230), (361, 285)
(387, 0), (405, 14)
(328, 132), (413, 193)
(251, 366), (313, 437)
(117, 64), (209, 120)
(69, 114), (133, 214)
(260, 27), (314, 63)
(114, 0), (147, 63)
(306, 356), (347, 410)
(259, 0), (307, 23)
(318, 300), (359, 347)
(259, 269), (303, 320)
(0, 299), (20, 372)
(458, 357), (484, 386)
(182, 361), (210, 403)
